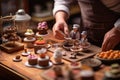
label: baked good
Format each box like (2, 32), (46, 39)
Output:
(9, 33), (19, 41)
(97, 50), (120, 60)
(13, 55), (22, 62)
(16, 55), (21, 59)
(28, 54), (38, 65)
(5, 26), (16, 33)
(37, 21), (48, 35)
(37, 48), (49, 67)
(25, 29), (34, 36)
(38, 55), (49, 67)
(34, 37), (47, 54)
(34, 38), (46, 45)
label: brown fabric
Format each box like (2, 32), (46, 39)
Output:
(77, 0), (120, 44)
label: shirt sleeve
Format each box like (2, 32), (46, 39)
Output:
(53, 0), (73, 17)
(114, 18), (120, 31)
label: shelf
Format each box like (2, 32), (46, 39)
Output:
(31, 5), (80, 22)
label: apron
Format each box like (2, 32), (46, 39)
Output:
(77, 0), (120, 46)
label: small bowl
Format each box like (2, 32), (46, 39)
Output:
(62, 41), (74, 50)
(63, 44), (73, 51)
(81, 58), (102, 70)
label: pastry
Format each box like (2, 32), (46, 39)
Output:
(13, 55), (22, 62)
(37, 21), (48, 35)
(5, 26), (16, 33)
(16, 55), (21, 59)
(28, 54), (38, 65)
(9, 33), (19, 41)
(34, 37), (46, 45)
(38, 55), (49, 67)
(25, 29), (34, 36)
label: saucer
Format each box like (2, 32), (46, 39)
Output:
(13, 58), (22, 62)
(36, 32), (49, 37)
(22, 52), (30, 56)
(80, 42), (91, 49)
(25, 61), (53, 69)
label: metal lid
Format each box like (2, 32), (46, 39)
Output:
(15, 9), (31, 21)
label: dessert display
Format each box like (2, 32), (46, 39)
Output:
(24, 29), (36, 48)
(1, 17), (110, 80)
(13, 55), (22, 62)
(0, 26), (24, 53)
(28, 54), (38, 65)
(48, 37), (100, 62)
(25, 53), (52, 68)
(36, 21), (48, 36)
(3, 26), (19, 46)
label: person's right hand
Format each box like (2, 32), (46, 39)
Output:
(52, 20), (69, 40)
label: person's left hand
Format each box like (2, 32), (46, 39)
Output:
(102, 27), (120, 51)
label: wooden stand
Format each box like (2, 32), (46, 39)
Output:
(24, 37), (36, 48)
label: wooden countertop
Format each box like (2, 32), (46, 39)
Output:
(0, 30), (109, 80)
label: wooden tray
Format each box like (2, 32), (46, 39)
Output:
(0, 42), (24, 53)
(48, 42), (101, 62)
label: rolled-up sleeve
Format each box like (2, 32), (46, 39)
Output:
(53, 0), (72, 17)
(114, 18), (120, 31)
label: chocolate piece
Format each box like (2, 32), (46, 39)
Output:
(16, 55), (20, 59)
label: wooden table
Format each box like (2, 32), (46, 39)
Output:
(0, 30), (109, 80)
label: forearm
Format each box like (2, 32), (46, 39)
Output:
(55, 11), (68, 22)
(53, 0), (73, 19)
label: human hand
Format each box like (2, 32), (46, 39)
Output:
(102, 27), (120, 51)
(52, 20), (69, 40)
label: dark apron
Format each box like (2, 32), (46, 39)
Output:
(77, 0), (120, 46)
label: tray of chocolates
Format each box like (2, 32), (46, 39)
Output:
(48, 39), (101, 62)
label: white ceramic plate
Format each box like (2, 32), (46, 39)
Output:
(25, 61), (53, 69)
(13, 58), (22, 62)
(21, 52), (30, 56)
(36, 32), (49, 37)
